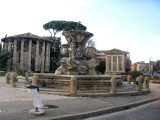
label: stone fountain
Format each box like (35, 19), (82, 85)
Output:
(31, 23), (124, 91)
(55, 26), (99, 75)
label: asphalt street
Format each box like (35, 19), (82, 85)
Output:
(86, 99), (160, 120)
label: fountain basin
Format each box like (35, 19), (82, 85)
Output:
(31, 73), (125, 90)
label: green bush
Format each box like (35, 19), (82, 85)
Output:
(96, 61), (106, 74)
(16, 70), (25, 76)
(130, 71), (143, 79)
(150, 76), (160, 80)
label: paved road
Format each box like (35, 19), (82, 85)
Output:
(85, 99), (160, 120)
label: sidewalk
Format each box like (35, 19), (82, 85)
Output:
(0, 76), (160, 120)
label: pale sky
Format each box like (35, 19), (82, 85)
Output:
(0, 0), (159, 63)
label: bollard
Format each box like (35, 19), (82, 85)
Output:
(144, 76), (149, 89)
(8, 73), (11, 84)
(139, 75), (143, 89)
(25, 72), (29, 81)
(127, 75), (131, 84)
(136, 77), (141, 91)
(110, 77), (117, 94)
(70, 76), (77, 95)
(5, 73), (10, 84)
(32, 75), (38, 86)
(27, 85), (44, 116)
(10, 72), (16, 87)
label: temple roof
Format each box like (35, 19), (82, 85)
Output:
(1, 32), (51, 42)
(104, 48), (129, 54)
(97, 48), (129, 55)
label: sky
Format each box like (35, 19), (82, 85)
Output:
(0, 0), (159, 63)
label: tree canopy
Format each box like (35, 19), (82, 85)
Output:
(43, 20), (87, 37)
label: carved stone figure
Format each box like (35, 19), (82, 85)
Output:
(87, 58), (99, 75)
(55, 24), (99, 75)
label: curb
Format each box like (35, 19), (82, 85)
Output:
(70, 89), (150, 97)
(33, 96), (160, 120)
(40, 89), (150, 97)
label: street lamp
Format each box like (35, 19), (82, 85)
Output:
(149, 57), (153, 76)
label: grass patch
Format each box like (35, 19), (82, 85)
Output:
(150, 76), (160, 80)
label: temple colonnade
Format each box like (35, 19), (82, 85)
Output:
(1, 33), (52, 72)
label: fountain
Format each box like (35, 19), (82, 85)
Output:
(32, 22), (124, 91)
(55, 23), (99, 75)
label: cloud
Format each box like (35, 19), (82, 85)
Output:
(149, 35), (160, 42)
(77, 0), (93, 8)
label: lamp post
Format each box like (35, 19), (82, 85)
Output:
(157, 60), (160, 73)
(149, 57), (152, 75)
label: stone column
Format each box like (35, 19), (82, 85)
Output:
(7, 40), (12, 71)
(41, 41), (45, 73)
(13, 40), (17, 72)
(45, 42), (50, 72)
(70, 76), (77, 95)
(20, 40), (24, 70)
(117, 56), (119, 72)
(122, 55), (125, 72)
(110, 77), (117, 94)
(105, 56), (108, 73)
(2, 42), (5, 52)
(48, 44), (51, 71)
(4, 41), (8, 51)
(0, 43), (1, 53)
(111, 56), (113, 72)
(8, 40), (12, 51)
(28, 40), (32, 72)
(35, 40), (39, 71)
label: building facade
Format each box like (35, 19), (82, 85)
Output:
(136, 62), (147, 71)
(95, 48), (131, 74)
(131, 61), (156, 72)
(86, 47), (131, 74)
(1, 33), (53, 72)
